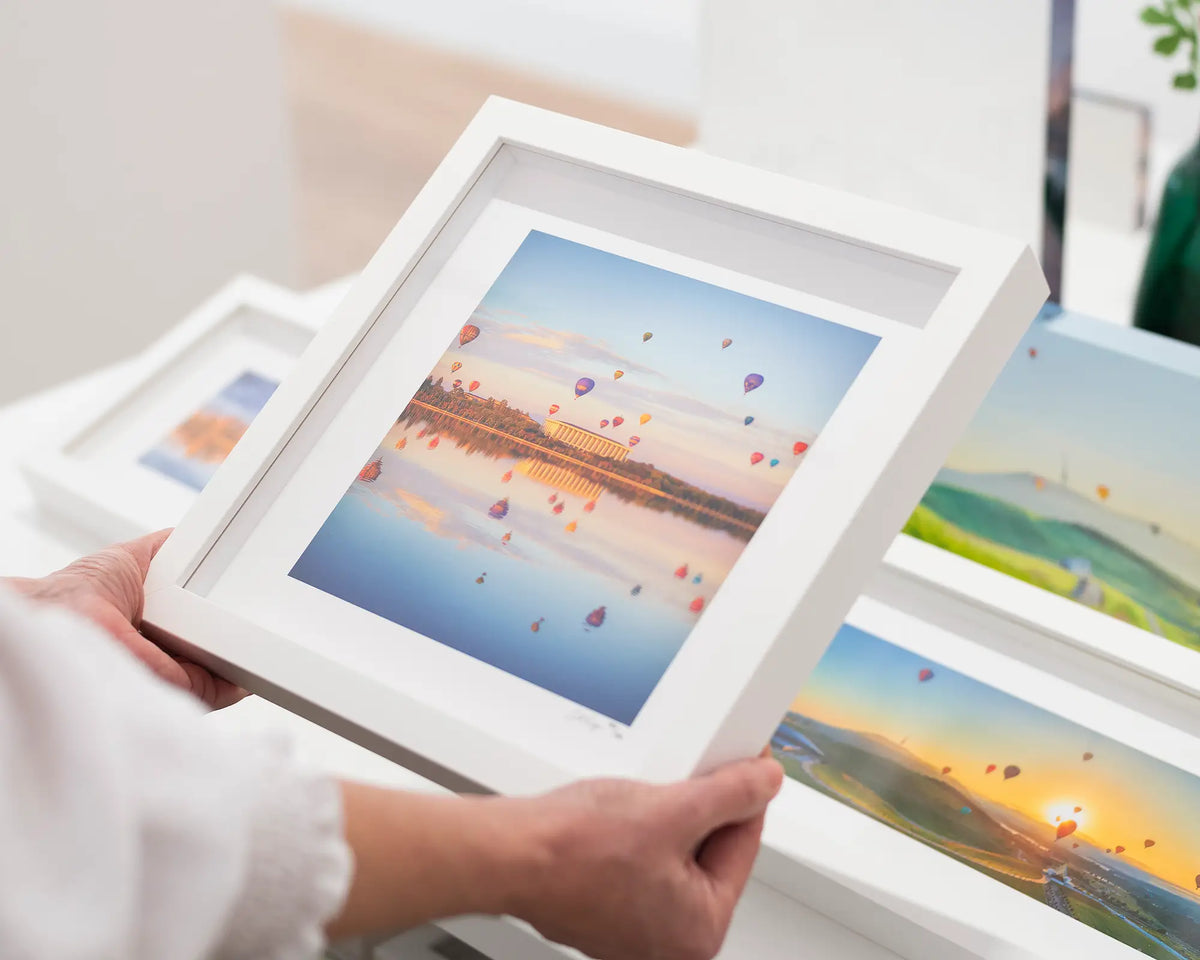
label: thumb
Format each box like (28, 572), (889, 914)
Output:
(666, 756), (783, 844)
(118, 528), (173, 580)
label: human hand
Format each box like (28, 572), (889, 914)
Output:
(509, 753), (783, 960)
(7, 530), (246, 709)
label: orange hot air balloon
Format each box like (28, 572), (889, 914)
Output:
(1145, 839), (1156, 849)
(1083, 752), (1094, 761)
(642, 332), (653, 342)
(501, 470), (512, 482)
(1115, 845), (1126, 854)
(417, 428), (428, 438)
(675, 564), (688, 578)
(459, 324), (480, 347)
(793, 441), (809, 456)
(614, 370), (624, 380)
(451, 361), (462, 372)
(394, 438), (407, 450)
(918, 668), (934, 683)
(750, 452), (764, 465)
(475, 575), (486, 584)
(501, 531), (511, 543)
(531, 617), (544, 633)
(722, 338), (733, 349)
(985, 764), (997, 774)
(469, 380), (481, 392)
(1003, 765), (1021, 780)
(549, 403), (560, 414)
(1096, 484), (1110, 501)
(639, 413), (651, 425)
(1034, 476), (1046, 490)
(565, 521), (577, 533)
(1055, 816), (1061, 822)
(583, 500), (596, 513)
(689, 597), (705, 613)
(427, 436), (439, 449)
(1074, 806), (1082, 813)
(1056, 820), (1078, 841)
(941, 766), (952, 775)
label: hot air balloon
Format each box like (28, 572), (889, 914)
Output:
(986, 764), (997, 774)
(675, 564), (688, 578)
(565, 521), (577, 533)
(549, 403), (560, 415)
(1097, 484), (1110, 502)
(1115, 845), (1126, 854)
(1003, 765), (1021, 780)
(631, 584), (642, 596)
(793, 441), (809, 455)
(1055, 816), (1061, 822)
(1083, 752), (1094, 762)
(639, 413), (652, 425)
(552, 502), (564, 515)
(1106, 849), (1112, 854)
(628, 436), (640, 447)
(612, 416), (624, 427)
(459, 324), (480, 347)
(692, 574), (703, 584)
(918, 668), (934, 683)
(1028, 347), (1038, 359)
(488, 498), (509, 519)
(642, 332), (653, 342)
(722, 338), (733, 349)
(586, 606), (606, 627)
(770, 458), (780, 467)
(394, 438), (407, 450)
(1056, 820), (1077, 841)
(1074, 806), (1082, 813)
(501, 470), (512, 483)
(548, 494), (558, 504)
(941, 766), (952, 776)
(469, 380), (481, 392)
(744, 416), (754, 426)
(1073, 843), (1079, 849)
(614, 370), (624, 380)
(417, 428), (428, 438)
(960, 806), (972, 815)
(1145, 839), (1156, 849)
(1034, 476), (1046, 490)
(1195, 874), (1200, 890)
(451, 361), (462, 373)
(531, 618), (544, 633)
(600, 419), (610, 429)
(452, 379), (462, 388)
(750, 452), (764, 465)
(689, 597), (705, 613)
(475, 574), (486, 584)
(357, 459), (383, 483)
(575, 378), (595, 398)
(744, 373), (764, 394)
(501, 531), (512, 543)
(427, 436), (439, 449)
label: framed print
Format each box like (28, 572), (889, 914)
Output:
(761, 595), (1200, 960)
(19, 276), (322, 545)
(141, 97), (1047, 795)
(883, 309), (1200, 708)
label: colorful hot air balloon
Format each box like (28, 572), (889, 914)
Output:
(469, 380), (481, 392)
(531, 618), (544, 633)
(452, 379), (463, 389)
(1145, 839), (1156, 849)
(628, 436), (640, 447)
(583, 500), (596, 513)
(1115, 845), (1126, 854)
(960, 806), (972, 815)
(394, 438), (407, 450)
(744, 373), (764, 394)
(549, 403), (560, 414)
(941, 766), (952, 776)
(574, 377), (595, 398)
(1056, 820), (1077, 841)
(552, 502), (564, 515)
(612, 416), (624, 427)
(675, 564), (688, 578)
(600, 419), (610, 429)
(565, 521), (577, 533)
(750, 452), (764, 465)
(1097, 484), (1110, 501)
(475, 574), (486, 584)
(692, 573), (703, 584)
(722, 338), (733, 349)
(451, 361), (462, 372)
(1083, 752), (1094, 762)
(918, 668), (934, 683)
(488, 498), (509, 519)
(744, 416), (754, 426)
(769, 458), (780, 467)
(427, 436), (439, 449)
(639, 413), (651, 425)
(631, 584), (642, 596)
(1003, 765), (1021, 781)
(614, 370), (624, 380)
(642, 332), (653, 342)
(986, 764), (997, 774)
(793, 441), (809, 455)
(689, 597), (705, 613)
(459, 324), (480, 347)
(586, 606), (606, 627)
(501, 470), (512, 483)
(357, 458), (383, 483)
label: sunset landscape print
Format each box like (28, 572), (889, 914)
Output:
(290, 229), (879, 723)
(775, 625), (1200, 958)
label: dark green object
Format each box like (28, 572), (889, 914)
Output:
(1133, 137), (1200, 347)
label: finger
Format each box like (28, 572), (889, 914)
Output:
(669, 756), (783, 840)
(695, 810), (766, 893)
(117, 528), (173, 580)
(177, 660), (250, 710)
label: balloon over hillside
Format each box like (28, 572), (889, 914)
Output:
(458, 324), (479, 347)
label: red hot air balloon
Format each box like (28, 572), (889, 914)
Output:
(1083, 752), (1094, 761)
(501, 470), (512, 483)
(552, 502), (564, 515)
(549, 403), (560, 414)
(469, 380), (481, 392)
(612, 416), (624, 427)
(548, 494), (558, 504)
(1028, 347), (1038, 359)
(531, 618), (544, 633)
(1145, 839), (1156, 849)
(427, 436), (439, 449)
(452, 379), (463, 389)
(1056, 820), (1078, 841)
(1115, 846), (1126, 854)
(600, 419), (610, 428)
(459, 324), (480, 347)
(583, 500), (596, 513)
(689, 597), (705, 613)
(985, 764), (997, 774)
(722, 338), (733, 349)
(586, 606), (606, 627)
(744, 373), (764, 394)
(918, 668), (934, 683)
(575, 377), (595, 399)
(675, 564), (688, 578)
(451, 361), (462, 372)
(1003, 765), (1021, 780)
(750, 452), (764, 465)
(793, 441), (809, 455)
(941, 766), (952, 776)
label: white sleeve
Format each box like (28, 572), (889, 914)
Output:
(0, 587), (353, 960)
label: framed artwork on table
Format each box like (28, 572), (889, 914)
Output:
(140, 98), (1046, 796)
(19, 276), (322, 544)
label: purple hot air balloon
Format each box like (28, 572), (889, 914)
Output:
(575, 377), (595, 399)
(744, 373), (764, 394)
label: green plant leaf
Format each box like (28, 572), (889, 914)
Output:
(1142, 5), (1174, 24)
(1156, 31), (1185, 54)
(1173, 70), (1198, 88)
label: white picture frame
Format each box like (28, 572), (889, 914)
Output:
(880, 309), (1200, 718)
(19, 275), (322, 545)
(141, 97), (1047, 795)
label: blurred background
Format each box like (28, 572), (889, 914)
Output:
(3, 0), (1199, 401)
